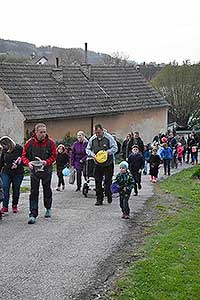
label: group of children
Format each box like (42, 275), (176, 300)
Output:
(112, 132), (192, 219)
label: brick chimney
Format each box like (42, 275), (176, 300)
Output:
(51, 57), (63, 82)
(80, 42), (91, 80)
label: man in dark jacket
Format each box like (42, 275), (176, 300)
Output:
(22, 123), (57, 224)
(86, 124), (118, 205)
(126, 132), (144, 159)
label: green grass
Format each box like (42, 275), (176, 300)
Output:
(20, 186), (30, 193)
(108, 167), (200, 300)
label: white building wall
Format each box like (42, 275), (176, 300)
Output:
(0, 87), (25, 144)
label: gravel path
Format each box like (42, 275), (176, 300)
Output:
(0, 164), (189, 300)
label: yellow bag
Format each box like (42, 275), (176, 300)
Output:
(95, 150), (108, 164)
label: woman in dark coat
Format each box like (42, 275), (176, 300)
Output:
(149, 147), (161, 183)
(71, 131), (88, 191)
(0, 136), (24, 213)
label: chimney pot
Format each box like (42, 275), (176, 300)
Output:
(84, 43), (88, 64)
(56, 57), (59, 68)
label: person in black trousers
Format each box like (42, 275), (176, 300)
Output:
(22, 123), (57, 224)
(128, 145), (144, 196)
(56, 144), (69, 191)
(149, 147), (161, 182)
(86, 124), (118, 205)
(0, 175), (4, 220)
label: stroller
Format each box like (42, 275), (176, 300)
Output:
(82, 157), (96, 197)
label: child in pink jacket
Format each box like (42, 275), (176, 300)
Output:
(177, 143), (184, 165)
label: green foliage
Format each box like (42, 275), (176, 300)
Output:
(109, 167), (200, 300)
(152, 62), (200, 127)
(55, 132), (76, 147)
(191, 166), (200, 179)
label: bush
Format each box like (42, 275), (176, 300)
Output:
(191, 167), (200, 179)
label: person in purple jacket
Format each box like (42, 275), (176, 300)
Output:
(71, 131), (88, 191)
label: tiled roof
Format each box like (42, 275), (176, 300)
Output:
(0, 63), (168, 121)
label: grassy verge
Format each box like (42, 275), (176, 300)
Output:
(108, 167), (200, 300)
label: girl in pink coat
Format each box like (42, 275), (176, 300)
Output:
(177, 143), (184, 165)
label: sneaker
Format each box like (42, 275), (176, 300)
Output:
(138, 184), (142, 190)
(95, 201), (103, 206)
(121, 213), (125, 219)
(107, 196), (112, 204)
(56, 187), (61, 191)
(12, 205), (19, 213)
(75, 187), (81, 192)
(124, 214), (130, 219)
(28, 216), (36, 224)
(1, 207), (8, 214)
(44, 208), (52, 218)
(62, 185), (65, 190)
(134, 192), (138, 196)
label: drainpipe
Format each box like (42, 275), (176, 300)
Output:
(91, 117), (94, 137)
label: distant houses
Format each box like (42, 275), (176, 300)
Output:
(0, 63), (168, 144)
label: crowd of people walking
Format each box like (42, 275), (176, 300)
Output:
(0, 123), (199, 222)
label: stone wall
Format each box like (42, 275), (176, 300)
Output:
(0, 88), (25, 144)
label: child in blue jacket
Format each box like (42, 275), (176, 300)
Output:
(112, 161), (134, 219)
(160, 143), (173, 175)
(143, 145), (151, 175)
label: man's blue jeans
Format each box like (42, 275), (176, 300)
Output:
(1, 173), (24, 208)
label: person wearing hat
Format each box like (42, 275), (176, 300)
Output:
(86, 123), (118, 205)
(0, 136), (24, 214)
(22, 123), (57, 224)
(112, 161), (134, 219)
(149, 147), (161, 182)
(128, 144), (144, 196)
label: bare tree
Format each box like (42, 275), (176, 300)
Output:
(152, 62), (200, 127)
(101, 51), (131, 66)
(60, 48), (85, 65)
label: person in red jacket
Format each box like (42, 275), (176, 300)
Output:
(22, 123), (57, 224)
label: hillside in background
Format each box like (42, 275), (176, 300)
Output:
(0, 38), (114, 65)
(0, 38), (163, 80)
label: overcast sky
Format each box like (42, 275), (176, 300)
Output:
(0, 0), (199, 64)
